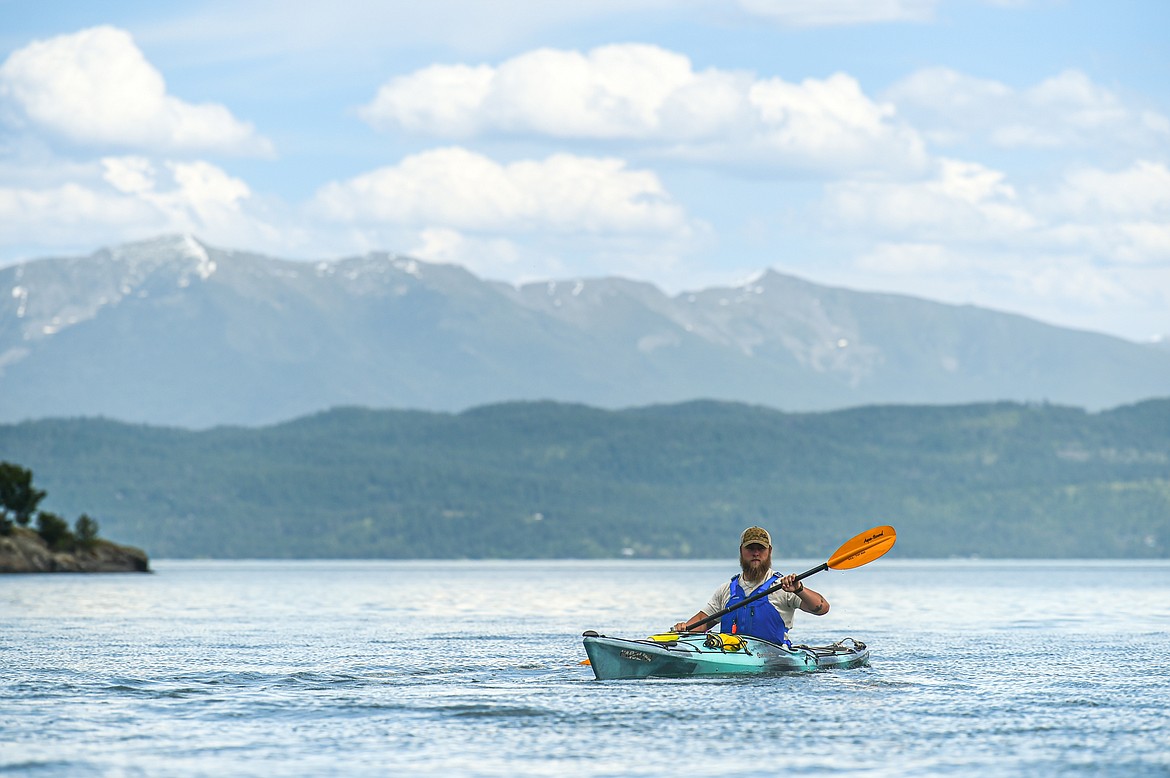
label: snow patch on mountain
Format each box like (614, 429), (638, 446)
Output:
(178, 234), (217, 285)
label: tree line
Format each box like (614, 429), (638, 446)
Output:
(0, 461), (101, 552)
(0, 398), (1166, 559)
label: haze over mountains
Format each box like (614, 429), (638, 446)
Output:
(2, 235), (1167, 428)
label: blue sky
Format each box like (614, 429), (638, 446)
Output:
(1, 0), (1168, 341)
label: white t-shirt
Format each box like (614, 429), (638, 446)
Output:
(704, 568), (802, 631)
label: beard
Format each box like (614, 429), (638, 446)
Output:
(740, 550), (772, 584)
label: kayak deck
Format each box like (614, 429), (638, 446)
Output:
(581, 631), (868, 680)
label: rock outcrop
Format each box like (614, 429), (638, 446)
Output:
(0, 527), (150, 573)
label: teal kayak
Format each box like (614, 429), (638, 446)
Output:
(581, 631), (869, 680)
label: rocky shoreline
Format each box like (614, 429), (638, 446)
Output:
(0, 527), (150, 573)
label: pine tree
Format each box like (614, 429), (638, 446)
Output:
(0, 462), (47, 533)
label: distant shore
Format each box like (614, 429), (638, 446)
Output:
(0, 527), (150, 573)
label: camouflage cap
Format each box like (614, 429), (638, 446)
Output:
(739, 526), (772, 548)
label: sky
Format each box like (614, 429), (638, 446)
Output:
(1, 0), (1168, 342)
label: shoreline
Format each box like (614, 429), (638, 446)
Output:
(0, 526), (150, 573)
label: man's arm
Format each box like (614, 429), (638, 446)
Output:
(672, 611), (712, 633)
(780, 573), (830, 616)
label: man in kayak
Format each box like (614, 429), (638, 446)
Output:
(670, 526), (830, 645)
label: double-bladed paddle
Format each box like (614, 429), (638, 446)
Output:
(676, 524), (897, 634)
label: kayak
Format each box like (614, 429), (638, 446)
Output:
(581, 630), (869, 680)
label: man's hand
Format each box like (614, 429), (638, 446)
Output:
(779, 573), (804, 594)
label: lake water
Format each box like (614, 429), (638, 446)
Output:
(2, 559), (1169, 776)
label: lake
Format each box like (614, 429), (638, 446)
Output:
(3, 559), (1169, 776)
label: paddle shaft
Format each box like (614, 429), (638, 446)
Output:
(684, 561), (828, 632)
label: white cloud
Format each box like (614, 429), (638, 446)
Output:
(843, 239), (1170, 340)
(312, 146), (692, 235)
(409, 227), (524, 277)
(852, 242), (1147, 312)
(164, 160), (253, 223)
(102, 157), (157, 194)
(360, 44), (928, 175)
(1045, 160), (1170, 218)
(0, 156), (282, 251)
(308, 146), (714, 282)
(361, 45), (736, 139)
(736, 0), (937, 27)
(0, 180), (157, 246)
(826, 158), (1170, 264)
(0, 26), (273, 156)
(364, 64), (497, 138)
(827, 158), (1036, 242)
(1037, 161), (1170, 265)
(886, 67), (1170, 150)
(734, 72), (928, 172)
(814, 157), (1170, 337)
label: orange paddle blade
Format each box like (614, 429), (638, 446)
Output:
(827, 525), (896, 570)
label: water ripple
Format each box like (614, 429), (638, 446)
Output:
(3, 560), (1169, 776)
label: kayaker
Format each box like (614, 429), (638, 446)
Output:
(670, 526), (829, 645)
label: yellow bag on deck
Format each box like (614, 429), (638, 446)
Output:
(704, 633), (747, 652)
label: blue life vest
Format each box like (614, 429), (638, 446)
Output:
(719, 573), (790, 646)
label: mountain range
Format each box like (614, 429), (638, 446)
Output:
(2, 234), (1167, 427)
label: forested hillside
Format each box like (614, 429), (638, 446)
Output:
(1, 399), (1167, 559)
